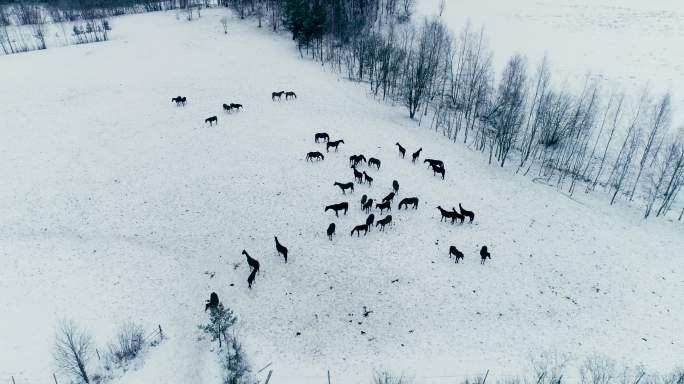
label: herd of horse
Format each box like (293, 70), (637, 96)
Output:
(171, 90), (298, 127)
(308, 133), (489, 267)
(191, 91), (492, 317)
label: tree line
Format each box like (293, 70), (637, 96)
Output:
(248, 0), (684, 221)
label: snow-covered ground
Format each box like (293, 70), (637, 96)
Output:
(416, 0), (684, 124)
(1, 8), (683, 384)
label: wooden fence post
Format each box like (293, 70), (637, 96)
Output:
(327, 370), (331, 384)
(634, 372), (645, 384)
(11, 376), (15, 384)
(482, 370), (490, 384)
(53, 372), (59, 384)
(536, 372), (546, 384)
(96, 348), (101, 360)
(257, 362), (272, 374)
(158, 325), (163, 340)
(265, 370), (273, 384)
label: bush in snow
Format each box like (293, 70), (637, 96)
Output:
(373, 370), (412, 384)
(199, 303), (253, 384)
(579, 356), (618, 384)
(531, 352), (571, 384)
(106, 321), (146, 370)
(72, 18), (109, 44)
(221, 335), (253, 384)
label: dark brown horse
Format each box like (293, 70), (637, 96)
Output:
(205, 116), (218, 126)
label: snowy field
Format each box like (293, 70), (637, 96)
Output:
(1, 8), (683, 384)
(417, 0), (684, 124)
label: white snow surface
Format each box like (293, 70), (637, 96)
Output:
(416, 0), (684, 124)
(1, 8), (683, 384)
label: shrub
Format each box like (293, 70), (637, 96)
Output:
(107, 321), (146, 369)
(373, 370), (411, 384)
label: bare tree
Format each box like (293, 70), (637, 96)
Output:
(0, 7), (14, 55)
(580, 356), (617, 384)
(24, 3), (48, 50)
(54, 319), (93, 384)
(398, 0), (415, 22)
(628, 92), (671, 201)
(455, 25), (493, 145)
(488, 53), (528, 166)
(403, 19), (450, 119)
(518, 54), (551, 168)
(608, 90), (648, 205)
(255, 3), (264, 28)
(588, 93), (624, 191)
(652, 135), (684, 218)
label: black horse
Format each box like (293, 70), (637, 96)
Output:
(205, 292), (219, 311)
(437, 206), (459, 223)
(223, 103), (232, 112)
(368, 157), (381, 169)
(449, 246), (464, 263)
(325, 202), (349, 217)
(382, 192), (395, 204)
(247, 268), (257, 289)
(274, 236), (288, 263)
(424, 159), (444, 168)
(376, 215), (392, 231)
(349, 154), (367, 167)
(362, 172), (373, 187)
(412, 148), (423, 163)
(230, 103), (243, 111)
(451, 207), (465, 224)
(272, 91), (285, 101)
(306, 151), (325, 162)
(376, 201), (391, 214)
(327, 140), (345, 152)
(353, 167), (363, 184)
(362, 198), (374, 213)
(327, 223), (336, 240)
(480, 246), (491, 265)
(431, 163), (445, 180)
(315, 132), (329, 142)
(334, 181), (355, 194)
(459, 203), (475, 223)
(398, 197), (419, 209)
(242, 250), (260, 273)
(285, 91), (297, 100)
(205, 116), (218, 126)
(395, 143), (406, 158)
(350, 224), (369, 237)
(365, 213), (375, 229)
